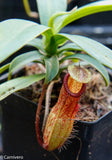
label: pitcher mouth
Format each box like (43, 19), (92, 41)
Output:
(63, 73), (86, 97)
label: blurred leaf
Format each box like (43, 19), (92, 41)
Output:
(50, 0), (112, 33)
(36, 0), (67, 26)
(0, 19), (50, 63)
(0, 73), (45, 101)
(54, 34), (68, 46)
(63, 51), (74, 56)
(45, 56), (59, 83)
(63, 51), (79, 62)
(27, 38), (44, 52)
(58, 42), (82, 53)
(62, 53), (110, 86)
(0, 63), (10, 74)
(61, 33), (112, 68)
(9, 51), (44, 74)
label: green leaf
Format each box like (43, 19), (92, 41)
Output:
(54, 34), (68, 47)
(26, 38), (45, 52)
(0, 63), (10, 74)
(42, 29), (56, 55)
(62, 53), (110, 86)
(0, 73), (45, 101)
(50, 0), (112, 33)
(45, 36), (58, 56)
(43, 30), (67, 56)
(58, 42), (82, 54)
(0, 19), (50, 63)
(36, 0), (67, 26)
(9, 50), (44, 75)
(60, 33), (112, 69)
(45, 56), (59, 83)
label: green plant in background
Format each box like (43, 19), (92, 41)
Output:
(0, 0), (112, 151)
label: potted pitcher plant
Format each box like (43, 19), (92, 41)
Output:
(0, 0), (112, 160)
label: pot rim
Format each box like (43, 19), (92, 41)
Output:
(12, 92), (112, 125)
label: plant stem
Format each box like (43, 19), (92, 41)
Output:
(42, 79), (60, 132)
(35, 83), (47, 148)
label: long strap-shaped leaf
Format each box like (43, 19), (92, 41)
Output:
(0, 19), (50, 63)
(61, 53), (109, 86)
(45, 56), (59, 83)
(26, 38), (44, 52)
(9, 50), (44, 75)
(50, 0), (112, 33)
(36, 0), (67, 26)
(0, 73), (45, 101)
(60, 33), (112, 69)
(58, 43), (82, 53)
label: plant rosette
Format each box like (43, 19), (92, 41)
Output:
(0, 0), (112, 160)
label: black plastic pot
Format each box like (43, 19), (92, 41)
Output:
(0, 92), (112, 160)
